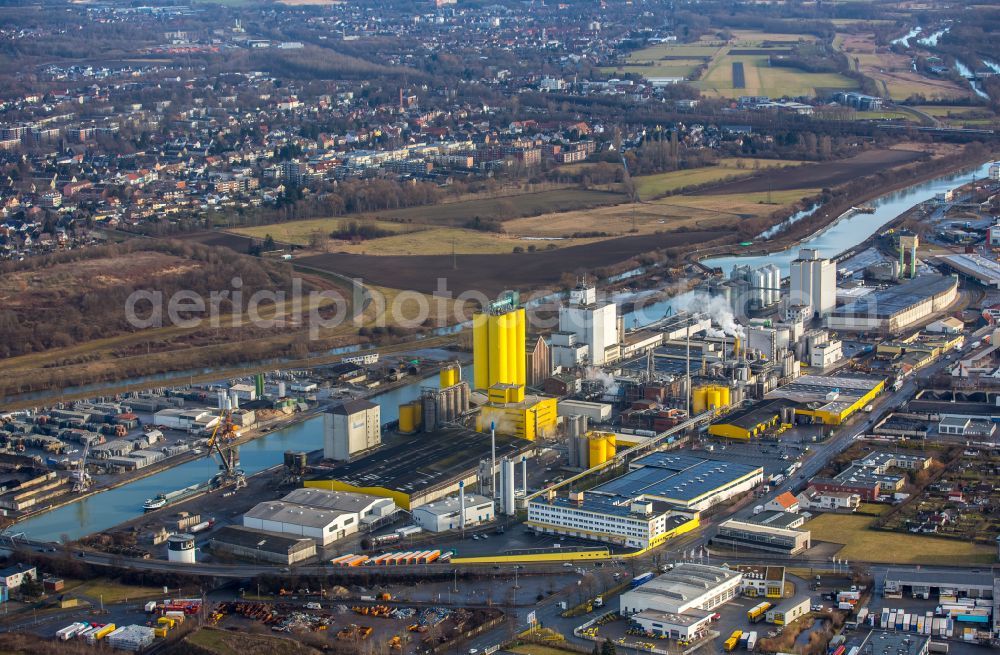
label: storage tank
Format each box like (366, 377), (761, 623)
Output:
(501, 457), (516, 516)
(440, 364), (459, 389)
(459, 382), (470, 414)
(692, 388), (707, 414)
(489, 317), (507, 385)
(167, 534), (196, 564)
(707, 389), (722, 411)
(576, 435), (590, 468)
(588, 435), (607, 467)
(399, 403), (417, 434)
(422, 394), (438, 431)
(568, 434), (579, 467)
(277, 381), (287, 398)
(719, 386), (731, 407)
(449, 386), (460, 420)
(605, 434), (616, 460)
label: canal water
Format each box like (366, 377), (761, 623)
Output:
(701, 160), (996, 276)
(13, 372), (452, 542)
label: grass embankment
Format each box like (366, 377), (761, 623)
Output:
(804, 513), (995, 565)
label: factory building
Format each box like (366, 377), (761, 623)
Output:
(527, 491), (699, 549)
(412, 494), (494, 532)
(209, 525), (317, 565)
(243, 500), (361, 546)
(827, 274), (959, 334)
(472, 293), (526, 391)
(553, 282), (619, 366)
(279, 487), (397, 528)
(807, 451), (929, 501)
(856, 631), (929, 655)
(473, 293), (557, 440)
(789, 249), (836, 318)
(708, 399), (795, 440)
(323, 399), (380, 461)
(713, 518), (811, 555)
(620, 563), (743, 615)
(306, 425), (531, 509)
(765, 374), (885, 425)
(551, 452), (765, 514)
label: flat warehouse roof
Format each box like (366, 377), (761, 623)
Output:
(714, 399), (793, 430)
(594, 457), (761, 504)
(938, 253), (1000, 285)
(312, 427), (529, 495)
(832, 274), (956, 319)
(883, 567), (996, 589)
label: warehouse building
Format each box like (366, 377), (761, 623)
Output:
(307, 425), (531, 509)
(766, 374), (885, 425)
(243, 501), (361, 547)
(937, 253), (1000, 289)
(412, 494), (494, 532)
(620, 563), (743, 615)
(826, 274), (959, 334)
(280, 488), (397, 528)
(708, 399), (794, 440)
(592, 453), (764, 512)
(856, 631), (930, 655)
(766, 598), (810, 625)
(714, 518), (811, 555)
(630, 608), (715, 640)
(209, 525), (317, 564)
(527, 492), (699, 549)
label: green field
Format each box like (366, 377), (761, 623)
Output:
(697, 54), (857, 98)
(804, 513), (996, 565)
(633, 158), (804, 199)
(232, 217), (415, 246)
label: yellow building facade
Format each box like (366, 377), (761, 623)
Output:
(476, 395), (557, 441)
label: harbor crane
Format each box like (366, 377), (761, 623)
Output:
(71, 439), (91, 493)
(206, 402), (246, 491)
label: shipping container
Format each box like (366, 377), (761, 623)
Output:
(57, 622), (88, 641)
(746, 632), (757, 651)
(631, 572), (655, 588)
(724, 630), (743, 652)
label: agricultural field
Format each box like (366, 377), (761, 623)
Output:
(374, 188), (625, 226)
(232, 217), (416, 246)
(633, 158), (806, 199)
(327, 226), (603, 256)
(835, 32), (971, 101)
(803, 512), (996, 565)
(602, 41), (721, 80)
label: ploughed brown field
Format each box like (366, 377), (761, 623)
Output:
(296, 229), (724, 295)
(691, 148), (924, 195)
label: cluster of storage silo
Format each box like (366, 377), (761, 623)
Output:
(567, 428), (616, 469)
(691, 385), (732, 414)
(408, 364), (470, 432)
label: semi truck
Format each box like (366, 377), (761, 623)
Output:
(747, 602), (771, 623)
(724, 630), (743, 652)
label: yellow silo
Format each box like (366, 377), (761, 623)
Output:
(605, 434), (616, 460)
(719, 386), (731, 407)
(440, 364), (459, 388)
(589, 436), (607, 467)
(692, 387), (708, 414)
(707, 389), (722, 412)
(472, 314), (490, 390)
(399, 403), (416, 434)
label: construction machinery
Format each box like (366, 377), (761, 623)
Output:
(206, 403), (246, 491)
